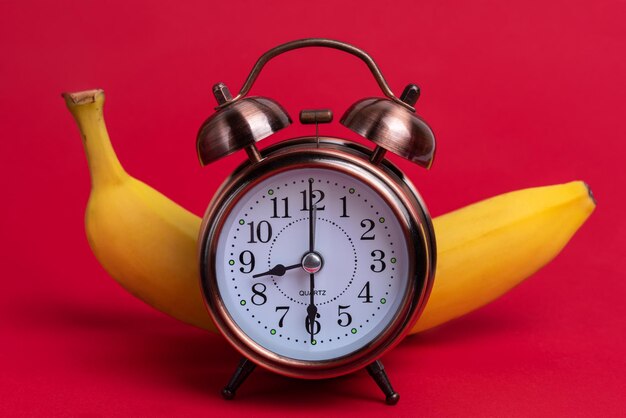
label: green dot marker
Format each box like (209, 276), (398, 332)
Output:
(228, 259), (235, 266)
(240, 300), (246, 306)
(349, 187), (355, 194)
(268, 189), (274, 195)
(351, 328), (357, 334)
(380, 298), (387, 304)
(379, 217), (385, 223)
(239, 219), (245, 225)
(270, 329), (277, 335)
(311, 339), (317, 345)
(390, 257), (397, 264)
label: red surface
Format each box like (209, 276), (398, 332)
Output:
(1, 0), (625, 416)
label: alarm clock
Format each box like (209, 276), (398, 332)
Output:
(196, 39), (436, 405)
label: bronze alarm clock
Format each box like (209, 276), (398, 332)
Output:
(196, 38), (436, 405)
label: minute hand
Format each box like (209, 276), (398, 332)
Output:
(309, 191), (316, 252)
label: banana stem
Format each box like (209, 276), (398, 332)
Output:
(63, 89), (126, 187)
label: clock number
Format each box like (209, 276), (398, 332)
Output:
(360, 219), (376, 240)
(300, 189), (326, 211)
(370, 250), (386, 272)
(247, 220), (273, 243)
(271, 197), (291, 218)
(337, 305), (352, 327)
(340, 196), (349, 218)
(305, 313), (321, 335)
(275, 306), (290, 328)
(358, 282), (373, 303)
(251, 283), (267, 306)
(238, 250), (255, 273)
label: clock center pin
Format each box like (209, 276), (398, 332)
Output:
(301, 251), (323, 274)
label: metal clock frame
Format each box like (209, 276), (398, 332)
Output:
(199, 137), (436, 382)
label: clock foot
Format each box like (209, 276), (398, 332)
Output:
(366, 360), (400, 405)
(222, 358), (256, 400)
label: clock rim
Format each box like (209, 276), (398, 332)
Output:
(199, 137), (435, 379)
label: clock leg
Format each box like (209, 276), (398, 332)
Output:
(222, 358), (256, 400)
(366, 360), (400, 405)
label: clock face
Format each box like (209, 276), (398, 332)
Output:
(213, 167), (411, 362)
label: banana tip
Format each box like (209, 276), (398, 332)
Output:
(583, 182), (596, 206)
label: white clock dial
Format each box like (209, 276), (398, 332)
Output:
(214, 168), (410, 361)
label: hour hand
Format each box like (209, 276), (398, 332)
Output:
(252, 263), (300, 278)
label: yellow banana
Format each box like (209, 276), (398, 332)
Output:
(64, 89), (215, 332)
(412, 179), (594, 333)
(64, 89), (595, 335)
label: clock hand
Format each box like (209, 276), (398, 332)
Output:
(308, 178), (316, 253)
(306, 178), (319, 344)
(252, 263), (300, 278)
(306, 272), (318, 344)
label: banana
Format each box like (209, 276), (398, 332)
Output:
(64, 89), (595, 335)
(411, 180), (595, 333)
(63, 89), (215, 332)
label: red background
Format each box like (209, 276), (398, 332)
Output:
(1, 0), (625, 416)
